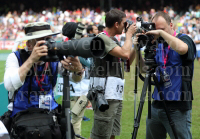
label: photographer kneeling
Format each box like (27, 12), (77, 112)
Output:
(88, 9), (137, 139)
(3, 22), (84, 139)
(135, 12), (196, 139)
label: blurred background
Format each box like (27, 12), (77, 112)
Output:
(0, 0), (200, 138)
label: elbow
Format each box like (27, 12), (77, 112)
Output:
(123, 53), (130, 60)
(179, 44), (188, 55)
(4, 78), (12, 92)
(4, 75), (10, 91)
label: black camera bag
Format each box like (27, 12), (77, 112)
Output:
(10, 108), (61, 139)
(0, 110), (12, 133)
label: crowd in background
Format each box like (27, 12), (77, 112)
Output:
(0, 5), (199, 42)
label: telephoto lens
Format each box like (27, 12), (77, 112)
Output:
(96, 93), (109, 112)
(75, 23), (85, 39)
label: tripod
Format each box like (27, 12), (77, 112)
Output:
(61, 69), (86, 139)
(131, 50), (178, 139)
(62, 69), (72, 139)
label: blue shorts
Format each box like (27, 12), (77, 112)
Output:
(197, 50), (200, 58)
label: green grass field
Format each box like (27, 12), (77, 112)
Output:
(0, 50), (11, 82)
(0, 50), (12, 54)
(0, 50), (200, 139)
(80, 61), (200, 139)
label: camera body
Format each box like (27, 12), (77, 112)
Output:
(87, 85), (109, 112)
(125, 17), (166, 67)
(136, 17), (158, 66)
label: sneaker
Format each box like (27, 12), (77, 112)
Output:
(86, 105), (93, 110)
(83, 116), (90, 121)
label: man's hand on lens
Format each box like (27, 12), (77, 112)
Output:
(29, 40), (48, 63)
(145, 30), (162, 44)
(126, 23), (137, 37)
(61, 56), (83, 72)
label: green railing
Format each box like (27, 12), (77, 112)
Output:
(0, 82), (8, 116)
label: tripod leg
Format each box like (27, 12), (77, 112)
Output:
(152, 74), (178, 139)
(148, 76), (151, 119)
(134, 65), (139, 122)
(132, 73), (150, 139)
(62, 70), (72, 139)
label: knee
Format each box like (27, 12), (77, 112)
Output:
(91, 116), (113, 138)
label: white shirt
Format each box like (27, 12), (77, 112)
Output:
(194, 34), (200, 51)
(4, 53), (84, 111)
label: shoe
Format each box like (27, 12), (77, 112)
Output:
(83, 116), (90, 121)
(86, 105), (93, 110)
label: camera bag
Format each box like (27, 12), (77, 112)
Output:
(10, 108), (61, 139)
(0, 110), (12, 134)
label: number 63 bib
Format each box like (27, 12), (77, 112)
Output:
(104, 77), (125, 100)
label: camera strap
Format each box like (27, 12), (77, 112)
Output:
(103, 30), (110, 37)
(162, 31), (176, 69)
(162, 45), (170, 69)
(101, 30), (124, 78)
(34, 62), (49, 92)
(91, 57), (108, 90)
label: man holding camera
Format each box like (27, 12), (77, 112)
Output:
(3, 22), (84, 137)
(89, 9), (137, 139)
(135, 12), (196, 139)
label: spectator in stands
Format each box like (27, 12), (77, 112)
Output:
(194, 29), (200, 64)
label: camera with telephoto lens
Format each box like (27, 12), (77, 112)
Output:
(39, 23), (106, 62)
(87, 85), (109, 112)
(124, 17), (166, 67)
(136, 17), (167, 67)
(88, 34), (96, 37)
(75, 23), (85, 39)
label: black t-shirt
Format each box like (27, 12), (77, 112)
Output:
(152, 34), (196, 111)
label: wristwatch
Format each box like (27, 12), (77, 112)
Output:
(74, 68), (84, 76)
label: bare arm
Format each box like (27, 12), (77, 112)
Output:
(146, 30), (188, 55)
(129, 47), (135, 64)
(109, 24), (137, 59)
(194, 40), (200, 44)
(132, 36), (148, 73)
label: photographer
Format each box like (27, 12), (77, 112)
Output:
(62, 22), (91, 139)
(3, 22), (84, 138)
(89, 9), (137, 139)
(87, 25), (98, 36)
(135, 12), (196, 139)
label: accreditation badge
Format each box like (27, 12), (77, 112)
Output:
(39, 94), (52, 110)
(162, 70), (172, 88)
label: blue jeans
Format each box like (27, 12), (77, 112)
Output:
(146, 106), (192, 139)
